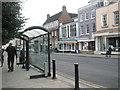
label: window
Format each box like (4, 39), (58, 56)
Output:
(114, 11), (119, 25)
(104, 0), (109, 6)
(67, 25), (70, 38)
(91, 9), (95, 19)
(52, 31), (54, 36)
(62, 26), (67, 37)
(98, 2), (104, 7)
(54, 31), (56, 36)
(86, 24), (89, 34)
(70, 24), (76, 37)
(85, 13), (89, 20)
(92, 23), (96, 32)
(59, 44), (62, 50)
(80, 14), (84, 22)
(72, 43), (74, 50)
(101, 14), (108, 27)
(80, 26), (84, 35)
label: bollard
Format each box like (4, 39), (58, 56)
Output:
(74, 63), (80, 90)
(44, 62), (48, 77)
(52, 59), (56, 79)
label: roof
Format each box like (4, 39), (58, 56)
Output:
(69, 13), (78, 18)
(43, 12), (62, 25)
(43, 11), (77, 25)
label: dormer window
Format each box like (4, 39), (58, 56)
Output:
(104, 0), (109, 6)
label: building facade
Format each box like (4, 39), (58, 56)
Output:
(77, 2), (98, 52)
(43, 6), (77, 51)
(94, 2), (120, 54)
(58, 17), (78, 52)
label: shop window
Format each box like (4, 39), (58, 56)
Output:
(72, 43), (74, 50)
(59, 44), (62, 50)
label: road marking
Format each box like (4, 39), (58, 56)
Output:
(57, 71), (107, 88)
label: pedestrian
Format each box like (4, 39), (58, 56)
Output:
(75, 47), (78, 54)
(6, 43), (17, 72)
(108, 46), (112, 57)
(1, 49), (4, 67)
(106, 46), (112, 57)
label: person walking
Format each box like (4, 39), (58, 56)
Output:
(6, 43), (17, 72)
(106, 45), (112, 58)
(108, 46), (112, 57)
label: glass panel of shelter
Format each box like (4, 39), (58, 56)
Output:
(29, 34), (48, 71)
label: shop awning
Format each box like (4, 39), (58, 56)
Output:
(57, 41), (77, 44)
(77, 38), (94, 42)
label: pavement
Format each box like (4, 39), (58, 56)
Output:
(52, 53), (119, 59)
(0, 52), (119, 89)
(1, 53), (89, 89)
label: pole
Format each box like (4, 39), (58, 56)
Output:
(74, 63), (80, 90)
(63, 43), (64, 53)
(26, 40), (29, 71)
(52, 59), (56, 79)
(22, 40), (25, 69)
(48, 33), (51, 76)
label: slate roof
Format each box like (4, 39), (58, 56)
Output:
(43, 11), (77, 25)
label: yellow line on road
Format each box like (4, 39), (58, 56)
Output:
(57, 71), (107, 88)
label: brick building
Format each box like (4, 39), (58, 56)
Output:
(43, 5), (77, 51)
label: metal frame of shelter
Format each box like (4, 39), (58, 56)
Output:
(19, 26), (51, 77)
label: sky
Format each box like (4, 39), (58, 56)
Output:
(21, 0), (89, 30)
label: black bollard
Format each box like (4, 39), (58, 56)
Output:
(74, 63), (80, 90)
(52, 59), (56, 79)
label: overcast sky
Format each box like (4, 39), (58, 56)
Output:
(21, 0), (89, 29)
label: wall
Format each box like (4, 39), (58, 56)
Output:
(78, 3), (97, 38)
(96, 2), (120, 31)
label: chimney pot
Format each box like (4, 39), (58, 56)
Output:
(62, 5), (66, 11)
(47, 14), (50, 19)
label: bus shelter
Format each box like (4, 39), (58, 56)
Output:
(19, 26), (51, 77)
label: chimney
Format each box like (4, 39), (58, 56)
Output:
(47, 14), (50, 19)
(62, 5), (66, 11)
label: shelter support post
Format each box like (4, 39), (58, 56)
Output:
(48, 33), (51, 76)
(26, 40), (29, 71)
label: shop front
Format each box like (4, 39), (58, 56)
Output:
(77, 38), (95, 52)
(57, 41), (77, 52)
(94, 30), (120, 54)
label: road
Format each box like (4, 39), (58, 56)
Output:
(51, 53), (118, 88)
